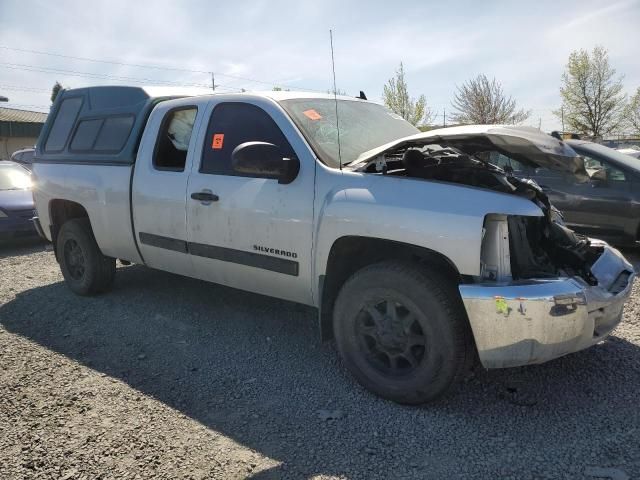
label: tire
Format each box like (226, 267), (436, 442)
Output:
(332, 261), (472, 404)
(56, 218), (116, 296)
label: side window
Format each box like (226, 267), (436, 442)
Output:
(486, 151), (530, 174)
(69, 115), (135, 153)
(45, 97), (83, 152)
(70, 119), (103, 151)
(94, 116), (135, 152)
(200, 102), (295, 176)
(581, 153), (626, 182)
(154, 107), (197, 171)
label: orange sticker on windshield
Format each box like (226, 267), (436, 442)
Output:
(303, 109), (322, 120)
(212, 133), (224, 149)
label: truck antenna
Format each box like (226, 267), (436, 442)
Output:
(329, 29), (342, 170)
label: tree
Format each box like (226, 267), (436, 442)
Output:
(51, 81), (63, 103)
(555, 46), (627, 137)
(383, 62), (434, 126)
(451, 74), (530, 124)
(625, 87), (640, 134)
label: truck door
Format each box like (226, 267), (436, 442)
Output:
(132, 101), (203, 276)
(186, 99), (315, 305)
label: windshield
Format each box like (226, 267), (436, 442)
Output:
(0, 164), (32, 190)
(279, 98), (419, 168)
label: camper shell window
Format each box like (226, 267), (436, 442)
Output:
(70, 119), (103, 151)
(94, 116), (135, 152)
(35, 86), (190, 164)
(44, 97), (83, 152)
(69, 115), (135, 154)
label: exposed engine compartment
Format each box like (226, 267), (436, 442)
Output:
(507, 216), (601, 284)
(354, 143), (604, 283)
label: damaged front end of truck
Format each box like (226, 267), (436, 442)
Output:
(348, 125), (636, 368)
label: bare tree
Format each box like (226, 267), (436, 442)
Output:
(451, 74), (530, 124)
(383, 62), (434, 126)
(625, 87), (640, 134)
(555, 46), (627, 137)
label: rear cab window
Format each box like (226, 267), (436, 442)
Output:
(153, 107), (198, 171)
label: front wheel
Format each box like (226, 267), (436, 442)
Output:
(332, 261), (472, 404)
(57, 218), (116, 296)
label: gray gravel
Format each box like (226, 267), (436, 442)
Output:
(1, 240), (639, 479)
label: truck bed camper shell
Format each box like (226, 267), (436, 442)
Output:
(36, 86), (204, 165)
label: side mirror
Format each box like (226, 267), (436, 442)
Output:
(590, 168), (607, 186)
(231, 141), (300, 185)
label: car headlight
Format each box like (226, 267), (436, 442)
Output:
(0, 209), (7, 218)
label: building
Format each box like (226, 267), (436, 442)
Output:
(0, 107), (48, 160)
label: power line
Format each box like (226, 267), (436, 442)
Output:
(0, 45), (305, 89)
(0, 61), (327, 95)
(0, 62), (242, 91)
(0, 84), (50, 93)
(2, 103), (50, 111)
(0, 45), (215, 74)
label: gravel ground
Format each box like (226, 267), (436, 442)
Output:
(1, 240), (639, 480)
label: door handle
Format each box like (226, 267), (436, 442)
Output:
(191, 191), (219, 202)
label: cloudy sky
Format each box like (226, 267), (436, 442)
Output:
(1, 0), (639, 131)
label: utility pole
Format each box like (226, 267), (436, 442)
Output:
(561, 106), (564, 133)
(538, 117), (541, 130)
(211, 72), (215, 92)
(443, 107), (446, 127)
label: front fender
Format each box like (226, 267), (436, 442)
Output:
(313, 169), (543, 288)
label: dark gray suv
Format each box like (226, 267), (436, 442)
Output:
(494, 140), (640, 247)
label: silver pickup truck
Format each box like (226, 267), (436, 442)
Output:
(31, 86), (635, 404)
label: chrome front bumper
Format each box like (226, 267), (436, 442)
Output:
(459, 245), (635, 369)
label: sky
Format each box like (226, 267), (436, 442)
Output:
(1, 0), (639, 131)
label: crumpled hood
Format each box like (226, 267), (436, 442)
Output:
(348, 124), (587, 177)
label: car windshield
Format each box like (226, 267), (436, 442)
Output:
(0, 164), (32, 190)
(279, 98), (419, 168)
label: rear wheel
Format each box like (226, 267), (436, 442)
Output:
(57, 218), (116, 295)
(332, 261), (471, 404)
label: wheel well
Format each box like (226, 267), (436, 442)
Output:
(49, 200), (90, 256)
(318, 236), (461, 341)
